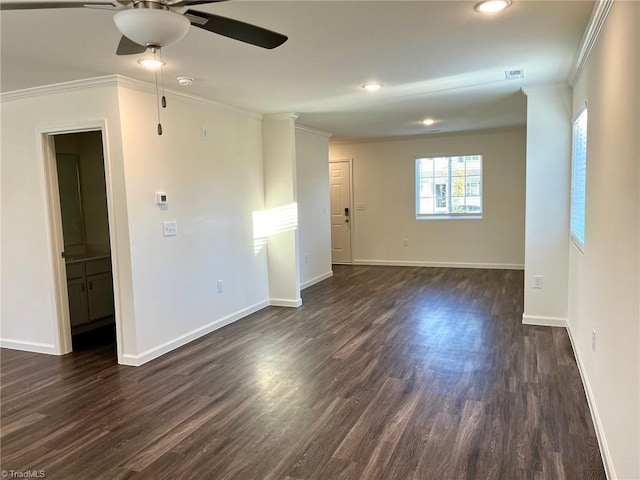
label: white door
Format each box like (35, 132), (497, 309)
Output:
(330, 161), (352, 263)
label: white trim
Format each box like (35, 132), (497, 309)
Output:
(264, 112), (299, 121)
(121, 300), (270, 367)
(353, 259), (524, 270)
(566, 326), (615, 479)
(37, 121), (128, 362)
(521, 314), (567, 327)
(295, 124), (333, 138)
(568, 0), (615, 87)
(520, 84), (572, 97)
(301, 270), (333, 290)
(0, 75), (262, 121)
(0, 339), (58, 355)
(1, 76), (117, 102)
(269, 298), (303, 308)
(329, 126), (526, 145)
(114, 76), (262, 120)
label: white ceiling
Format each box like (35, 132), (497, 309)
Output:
(0, 0), (594, 139)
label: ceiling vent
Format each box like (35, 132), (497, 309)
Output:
(505, 69), (524, 80)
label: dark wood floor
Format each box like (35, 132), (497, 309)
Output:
(1, 265), (605, 479)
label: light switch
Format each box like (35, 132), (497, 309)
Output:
(163, 221), (177, 237)
(356, 203), (366, 211)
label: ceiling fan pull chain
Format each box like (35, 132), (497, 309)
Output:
(154, 65), (163, 136)
(160, 49), (167, 109)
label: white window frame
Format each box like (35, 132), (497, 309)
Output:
(415, 154), (483, 220)
(570, 108), (587, 252)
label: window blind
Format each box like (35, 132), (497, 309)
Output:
(571, 109), (587, 250)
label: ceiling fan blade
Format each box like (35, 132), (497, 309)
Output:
(116, 35), (146, 55)
(0, 1), (119, 10)
(185, 9), (287, 50)
(167, 0), (228, 6)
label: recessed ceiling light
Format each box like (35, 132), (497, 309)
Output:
(137, 58), (166, 69)
(474, 0), (512, 13)
(362, 83), (383, 92)
(422, 118), (436, 126)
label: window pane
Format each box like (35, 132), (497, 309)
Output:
(415, 154), (482, 218)
(434, 157), (449, 175)
(435, 184), (447, 208)
(451, 159), (465, 177)
(451, 197), (465, 213)
(571, 109), (587, 249)
(419, 197), (433, 214)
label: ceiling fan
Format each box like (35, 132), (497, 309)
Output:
(0, 0), (288, 54)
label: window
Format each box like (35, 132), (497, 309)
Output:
(415, 154), (482, 219)
(570, 109), (587, 250)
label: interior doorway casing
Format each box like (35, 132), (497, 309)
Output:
(38, 120), (124, 363)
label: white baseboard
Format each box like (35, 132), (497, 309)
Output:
(522, 314), (567, 327)
(0, 338), (58, 355)
(352, 259), (524, 270)
(269, 298), (303, 308)
(301, 270), (333, 290)
(121, 300), (270, 367)
(566, 325), (615, 480)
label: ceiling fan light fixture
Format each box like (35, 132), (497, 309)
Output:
(114, 8), (190, 48)
(474, 0), (512, 13)
(137, 58), (166, 69)
(362, 83), (383, 92)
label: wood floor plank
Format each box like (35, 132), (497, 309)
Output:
(1, 266), (606, 479)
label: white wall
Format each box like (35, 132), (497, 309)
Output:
(329, 128), (526, 268)
(521, 85), (572, 325)
(0, 76), (272, 366)
(0, 80), (131, 355)
(262, 113), (301, 307)
(117, 82), (270, 362)
(568, 2), (640, 478)
(295, 125), (332, 289)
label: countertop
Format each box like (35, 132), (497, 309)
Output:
(65, 253), (110, 265)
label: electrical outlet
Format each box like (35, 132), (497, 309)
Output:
(217, 280), (224, 293)
(592, 329), (596, 352)
(403, 238), (408, 247)
(533, 275), (543, 289)
(305, 253), (309, 264)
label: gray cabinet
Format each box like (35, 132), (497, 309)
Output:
(67, 277), (89, 327)
(66, 256), (114, 333)
(87, 272), (114, 321)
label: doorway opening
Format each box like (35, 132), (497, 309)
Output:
(43, 126), (119, 360)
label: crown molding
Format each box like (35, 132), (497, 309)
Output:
(520, 83), (571, 97)
(114, 76), (262, 120)
(0, 74), (262, 120)
(330, 125), (526, 145)
(568, 0), (615, 87)
(0, 75), (119, 102)
(295, 124), (333, 138)
(263, 112), (300, 122)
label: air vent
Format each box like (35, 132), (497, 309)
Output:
(505, 69), (524, 80)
